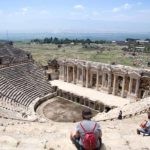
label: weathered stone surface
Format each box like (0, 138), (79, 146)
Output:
(0, 135), (18, 149)
(53, 59), (150, 100)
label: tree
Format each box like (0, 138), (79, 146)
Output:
(31, 39), (43, 44)
(52, 37), (60, 44)
(85, 39), (91, 44)
(43, 37), (53, 43)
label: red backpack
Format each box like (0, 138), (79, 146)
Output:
(80, 122), (97, 150)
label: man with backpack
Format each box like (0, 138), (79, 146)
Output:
(70, 108), (102, 150)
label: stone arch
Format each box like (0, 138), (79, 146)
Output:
(90, 67), (97, 88)
(101, 67), (112, 92)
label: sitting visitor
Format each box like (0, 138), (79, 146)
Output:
(137, 112), (150, 136)
(70, 108), (102, 150)
(118, 110), (122, 120)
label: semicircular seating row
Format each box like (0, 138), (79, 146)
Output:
(0, 62), (53, 109)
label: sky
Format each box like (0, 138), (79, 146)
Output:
(0, 0), (150, 33)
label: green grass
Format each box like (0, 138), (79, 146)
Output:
(14, 43), (150, 67)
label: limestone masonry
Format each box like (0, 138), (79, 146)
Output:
(47, 59), (150, 102)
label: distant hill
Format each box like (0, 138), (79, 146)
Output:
(0, 32), (150, 41)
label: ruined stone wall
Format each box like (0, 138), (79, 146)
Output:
(49, 59), (150, 101)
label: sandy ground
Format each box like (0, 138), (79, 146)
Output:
(38, 97), (98, 122)
(50, 80), (130, 107)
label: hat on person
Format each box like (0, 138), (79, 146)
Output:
(82, 108), (92, 119)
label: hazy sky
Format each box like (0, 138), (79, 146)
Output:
(0, 0), (150, 33)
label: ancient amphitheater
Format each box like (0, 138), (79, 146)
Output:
(0, 42), (150, 150)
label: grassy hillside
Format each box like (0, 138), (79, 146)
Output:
(15, 42), (149, 67)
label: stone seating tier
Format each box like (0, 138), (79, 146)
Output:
(0, 62), (53, 108)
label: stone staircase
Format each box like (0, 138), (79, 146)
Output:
(94, 97), (150, 122)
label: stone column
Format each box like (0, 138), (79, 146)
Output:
(82, 67), (84, 87)
(64, 65), (67, 82)
(112, 74), (117, 95)
(77, 67), (79, 83)
(59, 65), (62, 80)
(59, 65), (61, 80)
(128, 77), (133, 94)
(86, 67), (89, 88)
(62, 65), (64, 81)
(135, 78), (140, 97)
(67, 66), (69, 82)
(73, 66), (76, 84)
(121, 76), (125, 97)
(90, 72), (93, 87)
(102, 73), (105, 87)
(108, 73), (112, 94)
(62, 65), (65, 80)
(96, 70), (99, 90)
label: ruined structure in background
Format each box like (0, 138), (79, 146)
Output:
(48, 59), (150, 102)
(127, 39), (150, 53)
(46, 59), (59, 80)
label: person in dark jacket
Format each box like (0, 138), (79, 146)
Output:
(118, 110), (122, 120)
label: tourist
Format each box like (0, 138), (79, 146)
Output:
(70, 108), (102, 150)
(137, 112), (150, 136)
(118, 110), (122, 120)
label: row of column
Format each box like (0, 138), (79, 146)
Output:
(59, 64), (140, 99)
